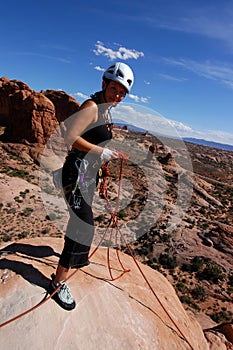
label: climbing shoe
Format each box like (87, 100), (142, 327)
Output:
(49, 274), (76, 311)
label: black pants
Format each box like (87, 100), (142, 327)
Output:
(59, 153), (98, 269)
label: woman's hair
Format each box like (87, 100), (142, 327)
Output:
(102, 77), (111, 86)
(102, 77), (127, 94)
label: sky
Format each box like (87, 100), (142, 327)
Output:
(1, 0), (233, 145)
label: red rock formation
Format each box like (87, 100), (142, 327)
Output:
(5, 91), (56, 144)
(0, 77), (33, 127)
(0, 77), (80, 145)
(0, 77), (12, 125)
(43, 89), (80, 123)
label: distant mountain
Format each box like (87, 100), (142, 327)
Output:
(183, 137), (233, 151)
(113, 121), (147, 133)
(114, 119), (233, 152)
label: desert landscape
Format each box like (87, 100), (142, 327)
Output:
(0, 77), (233, 348)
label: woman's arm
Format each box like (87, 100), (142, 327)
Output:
(64, 100), (103, 154)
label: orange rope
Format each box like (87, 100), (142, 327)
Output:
(0, 155), (127, 328)
(103, 153), (131, 281)
(93, 153), (195, 349)
(119, 234), (195, 350)
(0, 267), (78, 328)
(0, 154), (195, 349)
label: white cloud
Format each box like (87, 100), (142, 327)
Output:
(184, 129), (233, 146)
(159, 73), (187, 82)
(148, 4), (233, 52)
(112, 103), (184, 138)
(180, 9), (233, 51)
(111, 103), (233, 145)
(93, 41), (144, 60)
(128, 94), (148, 103)
(74, 92), (88, 100)
(167, 119), (193, 132)
(94, 65), (105, 72)
(163, 57), (233, 89)
(140, 96), (149, 103)
(164, 119), (233, 146)
(13, 51), (71, 64)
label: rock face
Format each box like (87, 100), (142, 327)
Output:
(0, 237), (209, 350)
(43, 89), (80, 123)
(0, 77), (80, 144)
(1, 77), (233, 349)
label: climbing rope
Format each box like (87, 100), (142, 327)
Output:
(0, 153), (196, 349)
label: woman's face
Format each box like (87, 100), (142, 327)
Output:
(103, 80), (127, 106)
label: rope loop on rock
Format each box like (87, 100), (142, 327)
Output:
(0, 153), (195, 349)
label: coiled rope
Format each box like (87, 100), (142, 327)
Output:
(0, 153), (196, 349)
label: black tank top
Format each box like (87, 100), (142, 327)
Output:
(66, 91), (112, 165)
(81, 109), (112, 146)
(77, 91), (112, 147)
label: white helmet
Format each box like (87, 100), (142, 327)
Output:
(103, 62), (134, 93)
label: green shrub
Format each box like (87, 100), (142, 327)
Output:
(159, 253), (177, 269)
(118, 209), (128, 219)
(179, 295), (200, 311)
(159, 233), (171, 242)
(210, 311), (233, 323)
(191, 256), (205, 272)
(14, 196), (23, 203)
(181, 263), (192, 272)
(198, 263), (225, 284)
(11, 169), (29, 178)
(95, 214), (106, 223)
(175, 282), (188, 293)
(46, 213), (57, 221)
(101, 240), (114, 247)
(43, 186), (54, 194)
(22, 207), (33, 216)
(228, 274), (233, 287)
(191, 285), (207, 301)
(18, 231), (29, 239)
(199, 207), (206, 215)
(42, 227), (50, 234)
(3, 234), (11, 242)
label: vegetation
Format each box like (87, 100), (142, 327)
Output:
(118, 209), (128, 219)
(159, 253), (177, 270)
(191, 285), (207, 301)
(197, 263), (226, 284)
(209, 310), (233, 323)
(1, 125), (233, 322)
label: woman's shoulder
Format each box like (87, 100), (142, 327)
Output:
(78, 99), (98, 124)
(80, 98), (97, 110)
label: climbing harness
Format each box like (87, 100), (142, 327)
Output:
(0, 153), (196, 350)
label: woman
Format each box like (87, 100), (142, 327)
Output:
(49, 62), (134, 310)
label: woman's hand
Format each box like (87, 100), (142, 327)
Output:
(101, 148), (119, 163)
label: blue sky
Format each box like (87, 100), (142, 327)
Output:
(1, 0), (233, 145)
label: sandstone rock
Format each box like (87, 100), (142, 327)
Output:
(207, 323), (233, 345)
(0, 237), (209, 350)
(3, 91), (57, 144)
(204, 330), (233, 350)
(0, 78), (80, 146)
(220, 324), (233, 344)
(0, 77), (33, 126)
(43, 89), (80, 123)
(0, 172), (39, 204)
